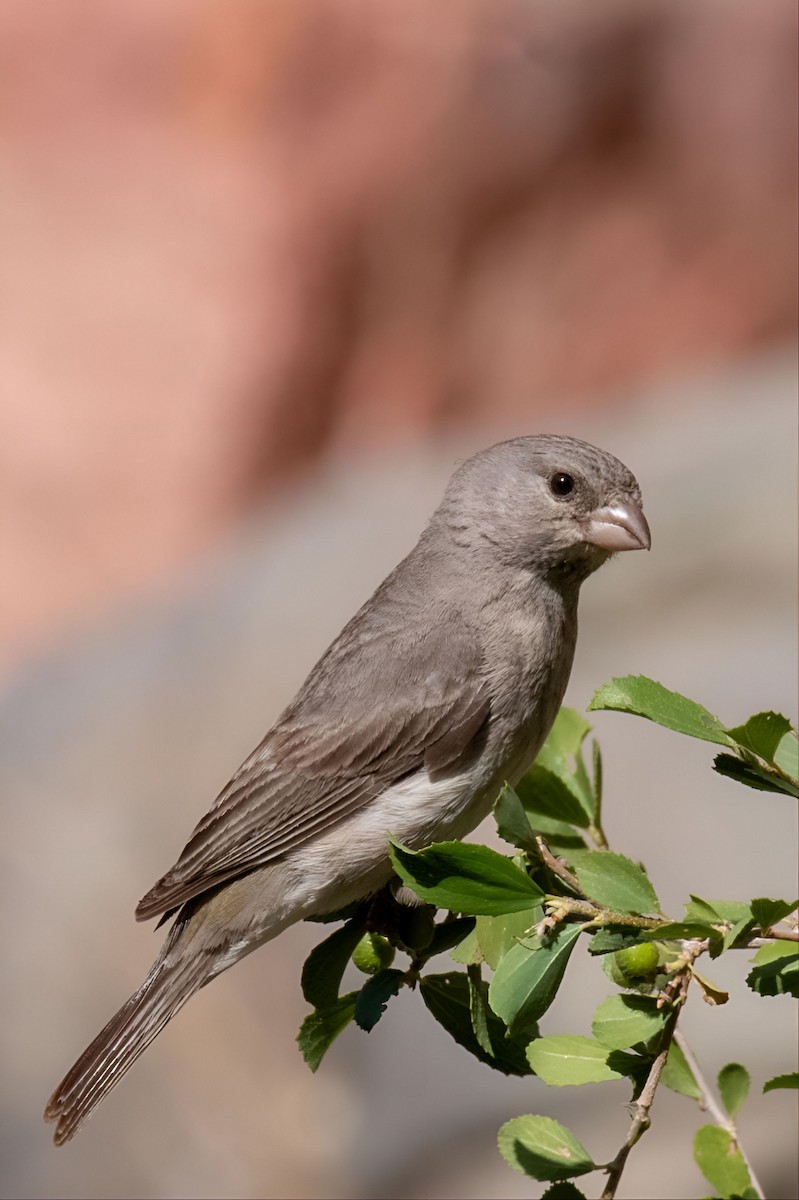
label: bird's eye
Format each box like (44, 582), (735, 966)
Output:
(549, 472), (575, 497)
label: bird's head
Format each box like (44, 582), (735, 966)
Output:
(437, 434), (650, 583)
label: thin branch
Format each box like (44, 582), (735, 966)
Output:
(588, 822), (610, 850)
(600, 999), (682, 1199)
(672, 1031), (729, 1127)
(764, 928), (799, 942)
(673, 1032), (765, 1200)
(534, 835), (582, 893)
(730, 932), (799, 949)
(545, 894), (662, 930)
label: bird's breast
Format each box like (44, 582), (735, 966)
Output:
(482, 589), (578, 784)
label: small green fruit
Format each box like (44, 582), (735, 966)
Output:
(352, 933), (395, 975)
(613, 942), (660, 980)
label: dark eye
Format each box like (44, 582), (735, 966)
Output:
(549, 472), (575, 497)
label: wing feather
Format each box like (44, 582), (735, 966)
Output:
(136, 616), (489, 921)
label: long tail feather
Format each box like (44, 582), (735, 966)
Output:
(44, 946), (207, 1145)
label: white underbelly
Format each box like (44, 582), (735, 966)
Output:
(286, 766), (492, 913)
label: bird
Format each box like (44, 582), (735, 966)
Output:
(45, 433), (650, 1144)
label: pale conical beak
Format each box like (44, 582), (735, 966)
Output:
(585, 500), (651, 552)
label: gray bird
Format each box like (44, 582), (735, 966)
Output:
(45, 434), (650, 1144)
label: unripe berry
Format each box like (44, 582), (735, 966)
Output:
(352, 933), (395, 975)
(613, 942), (660, 981)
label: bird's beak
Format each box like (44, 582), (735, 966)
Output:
(584, 500), (651, 552)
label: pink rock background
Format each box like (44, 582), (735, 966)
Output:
(1, 0), (795, 678)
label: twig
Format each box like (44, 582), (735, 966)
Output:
(589, 738), (609, 849)
(545, 894), (662, 930)
(534, 835), (582, 893)
(729, 932), (799, 949)
(600, 998), (682, 1199)
(588, 822), (610, 850)
(673, 1032), (765, 1200)
(600, 943), (710, 1199)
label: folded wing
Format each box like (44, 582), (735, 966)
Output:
(135, 615), (489, 920)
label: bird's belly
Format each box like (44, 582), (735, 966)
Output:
(281, 696), (559, 920)
(288, 767), (492, 913)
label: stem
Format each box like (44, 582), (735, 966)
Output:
(601, 942), (708, 1199)
(590, 739), (610, 849)
(589, 823), (610, 850)
(673, 1032), (766, 1200)
(731, 933), (799, 949)
(545, 895), (662, 930)
(600, 1001), (681, 1199)
(534, 835), (582, 893)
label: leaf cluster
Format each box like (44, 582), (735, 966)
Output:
(297, 679), (798, 1198)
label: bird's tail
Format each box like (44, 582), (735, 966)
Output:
(44, 927), (207, 1145)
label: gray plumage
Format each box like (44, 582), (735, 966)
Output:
(45, 434), (650, 1144)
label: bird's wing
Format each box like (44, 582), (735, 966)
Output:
(135, 618), (489, 920)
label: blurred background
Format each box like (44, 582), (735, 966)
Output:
(1, 2), (796, 1198)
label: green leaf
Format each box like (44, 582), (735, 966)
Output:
(467, 964), (493, 1056)
(717, 1063), (750, 1119)
(422, 915), (476, 960)
(713, 752), (799, 797)
(527, 1035), (627, 1085)
(685, 897), (752, 925)
(591, 738), (603, 817)
(517, 707), (595, 827)
(591, 994), (667, 1050)
(722, 917), (756, 953)
(605, 1049), (652, 1090)
(641, 921), (723, 957)
(683, 896), (721, 923)
(681, 898), (754, 953)
(489, 923), (582, 1036)
(389, 839), (543, 916)
(694, 1125), (753, 1198)
(763, 1072), (799, 1093)
(494, 785), (539, 851)
(353, 968), (404, 1032)
(746, 942), (799, 998)
(752, 939), (798, 965)
(543, 706), (593, 758)
(750, 898), (798, 931)
(448, 924), (483, 966)
(497, 1115), (594, 1181)
(300, 914), (367, 1009)
(541, 1186), (589, 1200)
(773, 729), (799, 781)
(473, 909), (539, 971)
(297, 993), (357, 1071)
(419, 972), (533, 1076)
(726, 712), (794, 764)
(588, 676), (732, 746)
(643, 921), (715, 940)
(661, 1039), (702, 1101)
(517, 766), (592, 829)
(574, 851), (660, 914)
(587, 927), (649, 956)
